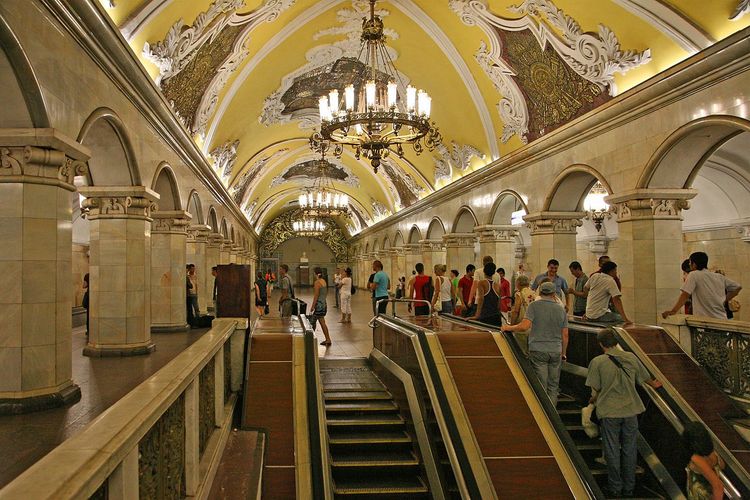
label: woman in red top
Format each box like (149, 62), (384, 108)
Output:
(407, 263), (432, 316)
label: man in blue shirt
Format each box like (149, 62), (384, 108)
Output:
(531, 258), (569, 305)
(369, 260), (390, 315)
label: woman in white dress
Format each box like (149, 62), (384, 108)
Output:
(339, 267), (353, 323)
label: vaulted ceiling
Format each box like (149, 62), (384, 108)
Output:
(99, 0), (750, 236)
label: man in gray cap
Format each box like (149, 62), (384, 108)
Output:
(503, 281), (568, 405)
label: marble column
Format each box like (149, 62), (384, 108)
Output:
(442, 233), (477, 273)
(205, 234), (222, 313)
(404, 244), (421, 276)
(380, 251), (392, 282)
(389, 248), (406, 283)
(79, 186), (159, 357)
(187, 225), (210, 314)
(219, 239), (231, 265)
(420, 239), (446, 274)
(476, 225), (519, 273)
(229, 245), (239, 264)
(524, 212), (585, 280)
(150, 211), (191, 332)
(0, 133), (87, 412)
(608, 189), (697, 324)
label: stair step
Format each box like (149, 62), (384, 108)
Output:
(326, 401), (398, 412)
(325, 391), (392, 401)
(332, 450), (419, 467)
(333, 476), (428, 496)
(557, 409), (582, 415)
(576, 443), (602, 451)
(327, 414), (406, 427)
(329, 430), (411, 445)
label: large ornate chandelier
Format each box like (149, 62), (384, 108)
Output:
(298, 151), (349, 217)
(310, 0), (441, 173)
(293, 218), (326, 237)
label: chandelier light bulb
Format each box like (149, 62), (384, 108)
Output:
(355, 123), (363, 136)
(365, 81), (376, 109)
(344, 85), (355, 111)
(406, 85), (416, 112)
(387, 82), (397, 108)
(329, 89), (339, 115)
(299, 194), (306, 206)
(318, 96), (331, 121)
(417, 90), (429, 117)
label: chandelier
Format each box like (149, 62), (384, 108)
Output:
(298, 151), (349, 217)
(583, 181), (611, 232)
(310, 0), (441, 173)
(293, 219), (326, 237)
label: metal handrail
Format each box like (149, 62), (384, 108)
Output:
(369, 298), (432, 327)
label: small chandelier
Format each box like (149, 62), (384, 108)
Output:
(298, 150), (349, 217)
(584, 181), (611, 232)
(293, 218), (326, 237)
(310, 0), (441, 173)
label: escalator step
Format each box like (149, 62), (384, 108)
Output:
(326, 401), (398, 412)
(332, 450), (419, 467)
(327, 414), (406, 427)
(333, 476), (428, 495)
(325, 391), (392, 400)
(329, 430), (411, 444)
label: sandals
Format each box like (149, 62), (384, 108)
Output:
(320, 340), (332, 346)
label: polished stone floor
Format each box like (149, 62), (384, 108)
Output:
(0, 286), (384, 487)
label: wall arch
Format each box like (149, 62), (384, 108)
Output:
(0, 16), (49, 127)
(488, 190), (529, 225)
(426, 217), (446, 240)
(638, 115), (750, 189)
(207, 206), (219, 232)
(543, 164), (613, 212)
(452, 206), (478, 233)
(220, 218), (229, 239)
(382, 236), (391, 250)
(151, 162), (182, 211)
(372, 238), (379, 254)
(393, 231), (405, 247)
(77, 107), (141, 186)
(186, 190), (204, 225)
(365, 242), (370, 253)
(408, 225), (422, 244)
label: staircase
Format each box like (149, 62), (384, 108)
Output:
(321, 359), (430, 499)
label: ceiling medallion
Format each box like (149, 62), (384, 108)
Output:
(298, 148), (350, 217)
(310, 0), (442, 173)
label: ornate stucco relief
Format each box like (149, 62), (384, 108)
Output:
(450, 0), (651, 143)
(258, 209), (350, 261)
(732, 0), (750, 20)
(143, 0), (294, 135)
(209, 139), (240, 184)
(268, 157), (360, 188)
(229, 147), (290, 206)
(433, 141), (485, 183)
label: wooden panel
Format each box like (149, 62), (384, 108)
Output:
(209, 431), (262, 499)
(217, 264), (252, 320)
(625, 326), (683, 354)
(243, 362), (294, 466)
(485, 458), (573, 499)
(251, 335), (293, 361)
(262, 467), (296, 499)
(437, 332), (501, 357)
(446, 357), (554, 457)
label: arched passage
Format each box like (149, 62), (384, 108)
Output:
(151, 163), (182, 211)
(77, 108), (141, 186)
(408, 225), (422, 244)
(452, 206), (478, 233)
(426, 217), (446, 240)
(488, 190), (528, 225)
(393, 231), (404, 247)
(208, 206), (219, 233)
(187, 191), (204, 225)
(543, 165), (613, 213)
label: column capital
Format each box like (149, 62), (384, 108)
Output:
(79, 186), (160, 221)
(735, 218), (750, 243)
(524, 212), (586, 235)
(474, 224), (519, 242)
(442, 232), (477, 247)
(207, 233), (224, 248)
(151, 210), (191, 234)
(404, 243), (421, 254)
(387, 247), (405, 257)
(0, 129), (90, 191)
(187, 224), (211, 242)
(419, 239), (445, 251)
(606, 188), (697, 222)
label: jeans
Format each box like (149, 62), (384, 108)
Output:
(441, 300), (453, 314)
(529, 351), (562, 406)
(335, 286), (340, 307)
(590, 310), (623, 323)
(375, 296), (388, 314)
(187, 295), (199, 325)
(600, 416), (639, 495)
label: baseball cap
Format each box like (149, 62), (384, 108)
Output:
(539, 282), (556, 295)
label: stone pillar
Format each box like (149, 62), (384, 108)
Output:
(420, 239), (446, 274)
(442, 233), (477, 273)
(229, 245), (239, 264)
(187, 225), (210, 314)
(476, 225), (518, 273)
(389, 248), (406, 283)
(524, 212), (585, 280)
(219, 239), (230, 265)
(79, 186), (159, 357)
(608, 189), (696, 324)
(380, 251), (392, 282)
(205, 234), (222, 312)
(404, 244), (421, 276)
(356, 256), (366, 289)
(0, 133), (87, 412)
(150, 211), (191, 332)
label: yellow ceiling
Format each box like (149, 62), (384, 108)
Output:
(98, 0), (750, 235)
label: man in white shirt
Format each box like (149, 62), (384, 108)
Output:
(334, 268), (342, 309)
(662, 252), (741, 320)
(584, 261), (631, 323)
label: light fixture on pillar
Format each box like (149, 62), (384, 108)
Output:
(309, 0), (441, 173)
(583, 181), (611, 232)
(293, 218), (326, 237)
(298, 148), (349, 217)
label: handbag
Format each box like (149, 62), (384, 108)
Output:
(582, 404), (600, 437)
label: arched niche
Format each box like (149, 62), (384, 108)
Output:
(543, 164), (613, 212)
(0, 17), (49, 127)
(408, 225), (422, 244)
(77, 108), (141, 186)
(489, 190), (529, 225)
(372, 238), (379, 254)
(639, 115), (750, 189)
(207, 206), (219, 233)
(365, 242), (370, 253)
(382, 236), (391, 250)
(452, 206), (478, 233)
(150, 163), (182, 211)
(187, 191), (204, 225)
(220, 218), (229, 239)
(426, 217), (446, 240)
(393, 231), (405, 247)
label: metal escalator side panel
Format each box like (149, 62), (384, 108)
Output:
(292, 333), (313, 499)
(613, 326), (750, 498)
(489, 331), (599, 499)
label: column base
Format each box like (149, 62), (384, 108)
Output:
(151, 324), (190, 333)
(83, 342), (156, 357)
(0, 383), (81, 415)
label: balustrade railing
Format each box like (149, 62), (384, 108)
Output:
(0, 318), (249, 500)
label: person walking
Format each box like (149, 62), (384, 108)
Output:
(333, 267), (342, 309)
(471, 262), (503, 327)
(339, 267), (353, 323)
(567, 261), (589, 317)
(278, 264), (294, 318)
(311, 267), (332, 346)
(503, 281), (568, 405)
(458, 264), (476, 318)
(254, 271), (267, 317)
(370, 260), (390, 315)
(662, 251), (742, 320)
(211, 266), (218, 311)
(408, 263), (432, 316)
(82, 273), (90, 339)
(432, 264), (455, 314)
(498, 267), (511, 323)
(584, 261), (631, 323)
(586, 330), (662, 497)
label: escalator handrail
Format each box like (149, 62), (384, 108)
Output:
(439, 313), (605, 499)
(611, 326), (748, 498)
(374, 314), (485, 499)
